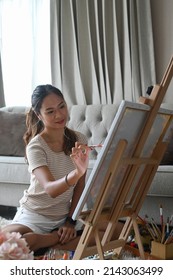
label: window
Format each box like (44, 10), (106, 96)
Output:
(0, 0), (51, 106)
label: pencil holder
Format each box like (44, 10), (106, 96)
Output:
(151, 241), (173, 260)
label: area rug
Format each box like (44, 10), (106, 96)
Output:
(0, 216), (11, 227)
(0, 216), (139, 260)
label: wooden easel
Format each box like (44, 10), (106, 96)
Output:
(73, 56), (173, 260)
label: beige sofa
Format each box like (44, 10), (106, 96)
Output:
(0, 104), (173, 224)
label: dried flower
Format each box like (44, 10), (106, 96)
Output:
(0, 231), (34, 260)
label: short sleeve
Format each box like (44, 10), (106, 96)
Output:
(26, 138), (48, 173)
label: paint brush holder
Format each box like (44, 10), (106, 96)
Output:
(151, 241), (173, 259)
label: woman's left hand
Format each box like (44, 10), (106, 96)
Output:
(57, 224), (77, 244)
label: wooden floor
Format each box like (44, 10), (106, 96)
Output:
(124, 244), (162, 260)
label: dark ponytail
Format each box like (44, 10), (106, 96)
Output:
(23, 108), (44, 145)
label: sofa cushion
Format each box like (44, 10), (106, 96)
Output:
(160, 103), (173, 165)
(68, 104), (119, 160)
(0, 156), (30, 184)
(147, 165), (173, 197)
(160, 136), (173, 165)
(0, 111), (26, 156)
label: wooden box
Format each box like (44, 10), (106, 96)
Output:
(151, 241), (173, 260)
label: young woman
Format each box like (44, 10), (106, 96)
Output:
(3, 84), (90, 253)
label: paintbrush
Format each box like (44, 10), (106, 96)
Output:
(88, 144), (103, 150)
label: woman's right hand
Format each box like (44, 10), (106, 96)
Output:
(70, 142), (90, 177)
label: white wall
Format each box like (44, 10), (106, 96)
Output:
(151, 0), (173, 103)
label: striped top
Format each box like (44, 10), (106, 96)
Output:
(20, 131), (87, 221)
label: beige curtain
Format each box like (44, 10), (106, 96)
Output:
(0, 55), (5, 107)
(50, 0), (156, 105)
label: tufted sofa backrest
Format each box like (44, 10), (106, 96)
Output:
(68, 105), (119, 159)
(0, 104), (119, 159)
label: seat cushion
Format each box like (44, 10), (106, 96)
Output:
(0, 156), (30, 184)
(160, 103), (173, 165)
(147, 166), (173, 197)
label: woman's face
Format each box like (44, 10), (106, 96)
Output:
(39, 93), (68, 129)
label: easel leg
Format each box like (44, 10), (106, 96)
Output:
(72, 223), (93, 260)
(112, 217), (133, 257)
(132, 216), (145, 259)
(94, 229), (104, 259)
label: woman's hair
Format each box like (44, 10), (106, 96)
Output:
(23, 84), (77, 155)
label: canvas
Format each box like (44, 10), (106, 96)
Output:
(73, 101), (173, 221)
